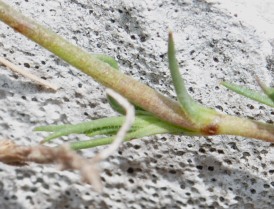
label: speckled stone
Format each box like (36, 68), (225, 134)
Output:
(0, 0), (273, 209)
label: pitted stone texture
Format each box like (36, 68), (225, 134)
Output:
(0, 0), (273, 209)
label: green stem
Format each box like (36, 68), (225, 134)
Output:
(1, 1), (274, 143)
(0, 0), (193, 130)
(217, 114), (274, 143)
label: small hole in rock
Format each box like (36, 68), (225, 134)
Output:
(217, 149), (224, 154)
(210, 148), (216, 152)
(196, 165), (203, 170)
(190, 50), (195, 55)
(24, 63), (30, 68)
(215, 105), (223, 111)
(140, 35), (147, 42)
(169, 170), (176, 174)
(263, 184), (270, 188)
(247, 104), (254, 109)
(127, 167), (134, 174)
(199, 148), (206, 153)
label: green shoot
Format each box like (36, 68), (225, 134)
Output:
(168, 32), (219, 125)
(256, 77), (274, 102)
(221, 81), (274, 107)
(70, 119), (196, 150)
(1, 0), (274, 146)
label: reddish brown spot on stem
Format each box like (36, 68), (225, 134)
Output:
(13, 22), (31, 34)
(201, 124), (219, 135)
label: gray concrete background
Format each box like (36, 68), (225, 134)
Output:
(0, 0), (273, 208)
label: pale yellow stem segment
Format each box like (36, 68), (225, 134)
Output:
(0, 56), (58, 91)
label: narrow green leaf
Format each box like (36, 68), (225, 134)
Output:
(70, 119), (197, 150)
(167, 32), (217, 125)
(36, 115), (162, 143)
(36, 117), (127, 143)
(221, 81), (274, 107)
(93, 54), (119, 70)
(168, 32), (196, 114)
(94, 54), (150, 115)
(256, 77), (274, 102)
(70, 136), (116, 150)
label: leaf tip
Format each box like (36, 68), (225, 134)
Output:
(168, 30), (174, 43)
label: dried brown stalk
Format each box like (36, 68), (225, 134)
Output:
(0, 140), (102, 190)
(0, 56), (58, 91)
(0, 89), (134, 192)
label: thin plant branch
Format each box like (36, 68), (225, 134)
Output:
(0, 1), (192, 130)
(0, 56), (58, 91)
(0, 0), (274, 143)
(0, 140), (102, 191)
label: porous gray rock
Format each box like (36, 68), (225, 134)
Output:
(0, 0), (273, 209)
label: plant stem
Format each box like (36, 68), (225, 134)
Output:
(1, 1), (274, 143)
(0, 0), (194, 130)
(216, 114), (274, 143)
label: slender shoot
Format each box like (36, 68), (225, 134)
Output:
(256, 76), (274, 102)
(221, 81), (274, 107)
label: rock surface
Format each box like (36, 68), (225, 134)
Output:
(0, 0), (273, 208)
